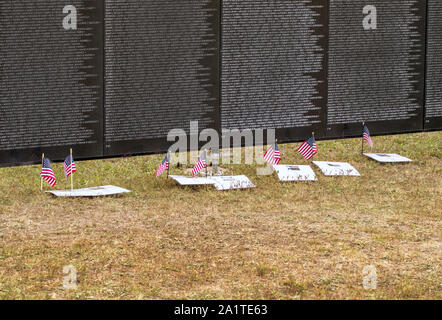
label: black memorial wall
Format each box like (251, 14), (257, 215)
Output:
(327, 0), (426, 138)
(425, 0), (442, 130)
(221, 0), (328, 141)
(104, 0), (220, 156)
(0, 1), (104, 166)
(0, 0), (440, 167)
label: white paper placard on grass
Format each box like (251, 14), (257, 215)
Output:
(313, 161), (361, 177)
(211, 175), (255, 190)
(169, 175), (255, 190)
(364, 153), (412, 163)
(47, 185), (131, 197)
(273, 165), (317, 181)
(169, 175), (215, 186)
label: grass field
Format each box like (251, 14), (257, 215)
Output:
(0, 132), (440, 300)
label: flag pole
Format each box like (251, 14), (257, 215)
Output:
(361, 122), (365, 155)
(167, 151), (170, 179)
(70, 148), (74, 191)
(205, 149), (208, 178)
(41, 153), (44, 191)
(311, 132), (315, 162)
(275, 138), (278, 167)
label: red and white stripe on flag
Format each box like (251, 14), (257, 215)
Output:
(64, 163), (77, 179)
(156, 161), (169, 177)
(192, 159), (206, 176)
(264, 145), (281, 165)
(274, 150), (281, 165)
(41, 169), (56, 187)
(263, 146), (275, 164)
(298, 142), (317, 160)
(363, 133), (373, 149)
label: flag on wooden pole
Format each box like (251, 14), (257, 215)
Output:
(363, 124), (373, 150)
(192, 150), (207, 177)
(41, 153), (44, 191)
(41, 157), (56, 188)
(297, 135), (317, 160)
(263, 142), (281, 165)
(64, 152), (77, 179)
(156, 153), (170, 177)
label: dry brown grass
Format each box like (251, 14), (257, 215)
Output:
(0, 132), (440, 300)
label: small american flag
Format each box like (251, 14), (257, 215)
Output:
(64, 155), (77, 179)
(41, 157), (56, 187)
(263, 142), (281, 165)
(192, 150), (207, 176)
(363, 125), (373, 149)
(156, 153), (170, 177)
(298, 135), (317, 160)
